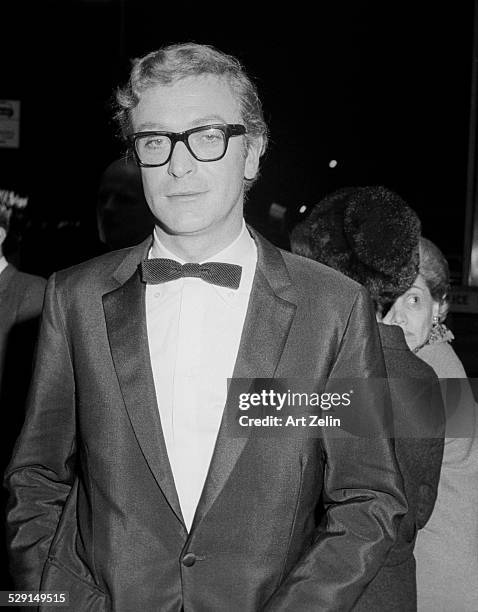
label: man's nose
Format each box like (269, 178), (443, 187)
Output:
(167, 141), (195, 178)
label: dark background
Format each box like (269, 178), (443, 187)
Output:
(0, 1), (474, 279)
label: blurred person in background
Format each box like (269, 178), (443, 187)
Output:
(97, 157), (155, 250)
(291, 185), (445, 612)
(384, 237), (478, 612)
(0, 191), (46, 413)
(0, 192), (46, 588)
(11, 157), (152, 278)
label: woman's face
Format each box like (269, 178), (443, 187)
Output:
(383, 274), (440, 351)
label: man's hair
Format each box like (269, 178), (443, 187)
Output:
(114, 42), (268, 187)
(419, 237), (450, 321)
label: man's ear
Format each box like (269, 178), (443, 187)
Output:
(0, 227), (6, 249)
(244, 136), (264, 181)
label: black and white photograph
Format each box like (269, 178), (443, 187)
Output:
(0, 2), (477, 610)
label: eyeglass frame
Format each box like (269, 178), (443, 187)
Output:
(128, 123), (247, 168)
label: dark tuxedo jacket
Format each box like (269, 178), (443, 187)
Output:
(352, 324), (445, 612)
(0, 264), (46, 394)
(5, 232), (407, 611)
(0, 264), (46, 584)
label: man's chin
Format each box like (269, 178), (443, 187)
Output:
(157, 220), (212, 237)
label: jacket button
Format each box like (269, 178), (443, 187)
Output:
(182, 552), (196, 567)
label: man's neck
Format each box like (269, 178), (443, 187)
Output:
(154, 221), (244, 263)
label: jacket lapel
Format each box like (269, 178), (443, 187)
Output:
(190, 231), (298, 532)
(102, 240), (185, 530)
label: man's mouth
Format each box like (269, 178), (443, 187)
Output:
(166, 190), (206, 198)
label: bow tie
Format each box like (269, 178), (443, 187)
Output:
(140, 258), (242, 289)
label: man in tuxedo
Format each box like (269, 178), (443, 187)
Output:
(5, 43), (407, 611)
(0, 201), (46, 588)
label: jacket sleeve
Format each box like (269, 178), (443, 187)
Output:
(4, 273), (76, 589)
(265, 287), (408, 612)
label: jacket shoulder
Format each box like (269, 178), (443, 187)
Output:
(53, 243), (145, 293)
(13, 269), (47, 292)
(417, 341), (467, 378)
(379, 323), (438, 380)
(280, 249), (364, 301)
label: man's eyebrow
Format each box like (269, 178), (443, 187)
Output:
(189, 115), (229, 127)
(135, 115), (231, 132)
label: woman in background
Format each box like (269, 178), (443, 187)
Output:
(291, 186), (445, 611)
(384, 237), (478, 612)
(384, 237), (468, 375)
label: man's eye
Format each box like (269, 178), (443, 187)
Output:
(407, 295), (420, 305)
(144, 137), (167, 149)
(200, 132), (222, 142)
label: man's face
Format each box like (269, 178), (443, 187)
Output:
(131, 75), (262, 244)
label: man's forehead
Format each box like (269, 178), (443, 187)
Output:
(133, 74), (241, 129)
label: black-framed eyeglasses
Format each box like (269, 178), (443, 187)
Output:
(129, 124), (246, 168)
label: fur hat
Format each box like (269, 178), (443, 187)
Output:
(291, 186), (421, 306)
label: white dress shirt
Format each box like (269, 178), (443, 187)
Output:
(0, 256), (8, 276)
(145, 223), (257, 530)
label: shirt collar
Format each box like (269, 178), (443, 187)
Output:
(148, 221), (257, 297)
(150, 221), (255, 268)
